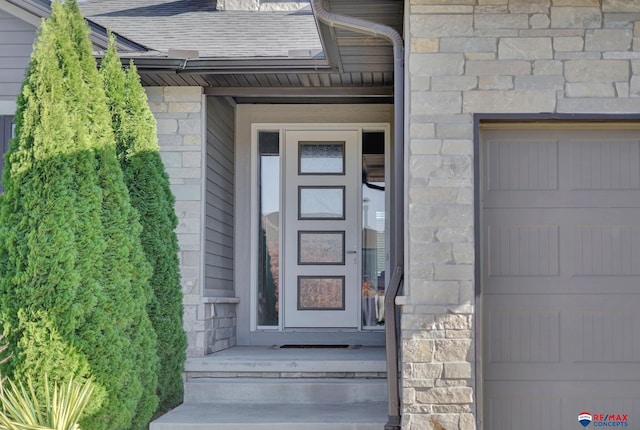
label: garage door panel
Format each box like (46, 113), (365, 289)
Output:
(486, 381), (640, 396)
(484, 294), (640, 310)
(484, 130), (640, 192)
(487, 308), (560, 364)
(485, 303), (640, 373)
(485, 211), (640, 284)
(567, 138), (640, 191)
(486, 383), (640, 430)
(571, 224), (640, 276)
(486, 393), (562, 430)
(486, 137), (559, 192)
(484, 208), (640, 222)
(487, 224), (559, 277)
(486, 363), (640, 381)
(485, 275), (640, 293)
(568, 310), (640, 363)
(484, 190), (640, 208)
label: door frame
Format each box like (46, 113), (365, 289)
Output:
(246, 122), (390, 344)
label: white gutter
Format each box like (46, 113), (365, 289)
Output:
(309, 1), (404, 428)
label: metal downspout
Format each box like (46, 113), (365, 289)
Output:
(309, 1), (404, 428)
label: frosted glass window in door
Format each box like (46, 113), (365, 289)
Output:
(298, 231), (345, 265)
(299, 186), (345, 219)
(298, 276), (345, 310)
(299, 142), (345, 174)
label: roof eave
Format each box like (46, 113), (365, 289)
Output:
(122, 56), (335, 75)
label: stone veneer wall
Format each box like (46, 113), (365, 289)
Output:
(145, 86), (212, 358)
(404, 1), (640, 429)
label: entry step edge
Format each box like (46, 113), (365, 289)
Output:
(185, 346), (387, 374)
(184, 377), (388, 404)
(150, 401), (388, 430)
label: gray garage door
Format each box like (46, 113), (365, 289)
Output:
(482, 127), (640, 430)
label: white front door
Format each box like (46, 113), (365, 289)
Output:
(283, 129), (360, 328)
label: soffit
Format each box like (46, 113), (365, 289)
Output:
(4, 0), (403, 101)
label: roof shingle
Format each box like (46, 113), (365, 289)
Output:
(79, 0), (323, 59)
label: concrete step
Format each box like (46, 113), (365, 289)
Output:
(150, 347), (389, 429)
(149, 401), (388, 430)
(185, 346), (387, 376)
(184, 377), (388, 404)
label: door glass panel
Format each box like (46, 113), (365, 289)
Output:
(298, 231), (345, 265)
(361, 131), (386, 328)
(257, 131), (280, 326)
(299, 141), (345, 174)
(298, 276), (345, 310)
(299, 186), (345, 219)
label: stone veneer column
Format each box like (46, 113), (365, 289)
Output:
(405, 1), (640, 429)
(145, 86), (208, 357)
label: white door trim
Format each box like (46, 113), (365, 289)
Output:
(249, 123), (391, 333)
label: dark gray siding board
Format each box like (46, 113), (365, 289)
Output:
(0, 83), (22, 97)
(1, 30), (36, 43)
(206, 204), (233, 228)
(0, 10), (36, 100)
(205, 254), (232, 270)
(207, 136), (234, 166)
(205, 219), (233, 246)
(206, 239), (233, 257)
(0, 45), (34, 55)
(0, 69), (28, 81)
(0, 115), (12, 193)
(205, 188), (233, 218)
(205, 96), (235, 295)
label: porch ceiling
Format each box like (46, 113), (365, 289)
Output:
(79, 0), (404, 103)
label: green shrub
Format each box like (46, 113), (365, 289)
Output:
(0, 2), (158, 429)
(101, 38), (186, 414)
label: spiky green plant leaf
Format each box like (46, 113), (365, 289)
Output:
(0, 376), (93, 430)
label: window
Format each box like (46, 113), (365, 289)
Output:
(361, 131), (386, 327)
(257, 131), (280, 326)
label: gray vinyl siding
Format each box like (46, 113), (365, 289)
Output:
(0, 116), (13, 193)
(0, 10), (35, 100)
(205, 96), (235, 296)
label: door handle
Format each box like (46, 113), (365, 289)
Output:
(346, 250), (357, 254)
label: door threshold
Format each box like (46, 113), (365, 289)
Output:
(272, 344), (361, 349)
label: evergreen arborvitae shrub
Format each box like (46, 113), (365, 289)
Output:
(0, 2), (158, 429)
(101, 38), (185, 413)
(0, 0), (108, 411)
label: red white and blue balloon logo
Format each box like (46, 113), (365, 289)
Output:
(578, 412), (593, 428)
